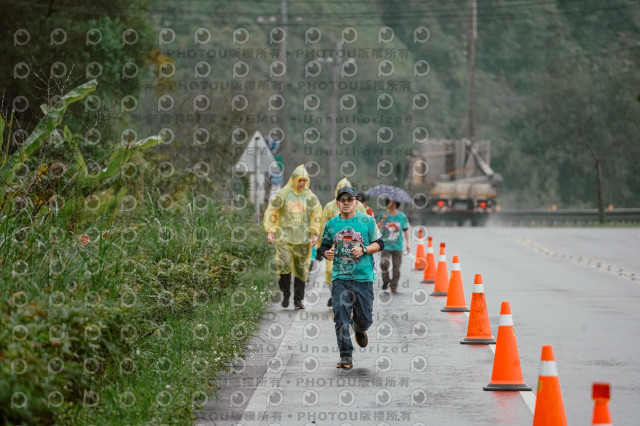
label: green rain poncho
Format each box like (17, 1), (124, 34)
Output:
(263, 164), (322, 280)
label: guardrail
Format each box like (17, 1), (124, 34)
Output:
(488, 208), (640, 227)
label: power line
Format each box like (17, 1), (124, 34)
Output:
(9, 0), (639, 25)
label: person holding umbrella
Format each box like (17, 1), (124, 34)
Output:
(376, 199), (410, 293)
(365, 185), (414, 293)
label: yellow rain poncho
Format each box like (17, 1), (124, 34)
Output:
(318, 178), (366, 285)
(263, 164), (322, 281)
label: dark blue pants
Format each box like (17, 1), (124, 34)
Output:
(331, 279), (374, 356)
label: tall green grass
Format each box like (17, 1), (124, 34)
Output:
(1, 79), (276, 424)
(0, 196), (276, 424)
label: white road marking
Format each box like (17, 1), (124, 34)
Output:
(241, 309), (304, 425)
(516, 237), (639, 282)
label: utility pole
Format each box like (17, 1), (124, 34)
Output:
(279, 0), (288, 142)
(253, 136), (259, 222)
(467, 0), (477, 140)
(328, 39), (342, 191)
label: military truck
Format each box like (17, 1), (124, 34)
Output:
(406, 138), (502, 226)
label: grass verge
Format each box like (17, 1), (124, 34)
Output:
(0, 200), (275, 425)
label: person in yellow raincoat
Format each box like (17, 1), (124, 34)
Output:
(263, 164), (322, 309)
(317, 178), (367, 307)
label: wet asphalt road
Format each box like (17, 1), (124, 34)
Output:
(196, 227), (640, 425)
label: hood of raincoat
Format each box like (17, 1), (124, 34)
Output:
(287, 164), (311, 195)
(334, 178), (352, 198)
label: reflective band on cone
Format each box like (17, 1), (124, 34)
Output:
(539, 361), (558, 377)
(498, 315), (513, 326)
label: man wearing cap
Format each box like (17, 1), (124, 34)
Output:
(318, 186), (384, 370)
(317, 178), (367, 308)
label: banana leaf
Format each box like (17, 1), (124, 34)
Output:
(0, 79), (98, 201)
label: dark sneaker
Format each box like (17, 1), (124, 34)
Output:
(381, 282), (389, 290)
(327, 297), (333, 307)
(281, 293), (290, 308)
(294, 300), (305, 310)
(391, 288), (397, 294)
(336, 355), (353, 370)
(354, 330), (368, 348)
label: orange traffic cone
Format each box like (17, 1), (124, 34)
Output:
(532, 345), (567, 426)
(460, 274), (495, 344)
(483, 302), (532, 391)
(421, 237), (436, 283)
(592, 383), (612, 426)
(431, 243), (448, 296)
(442, 256), (469, 312)
(413, 229), (426, 270)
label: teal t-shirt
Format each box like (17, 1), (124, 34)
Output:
(322, 211), (382, 282)
(376, 211), (409, 251)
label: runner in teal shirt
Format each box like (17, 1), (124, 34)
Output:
(319, 187), (385, 370)
(376, 200), (410, 292)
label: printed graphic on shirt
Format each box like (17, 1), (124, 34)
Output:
(383, 221), (401, 242)
(287, 200), (306, 223)
(334, 228), (364, 265)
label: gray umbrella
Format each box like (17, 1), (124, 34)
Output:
(364, 185), (415, 205)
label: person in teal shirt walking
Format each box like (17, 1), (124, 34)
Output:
(319, 187), (384, 370)
(376, 199), (410, 293)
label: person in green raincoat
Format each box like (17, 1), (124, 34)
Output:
(263, 164), (322, 309)
(317, 178), (367, 307)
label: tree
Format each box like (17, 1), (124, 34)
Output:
(1, 0), (155, 134)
